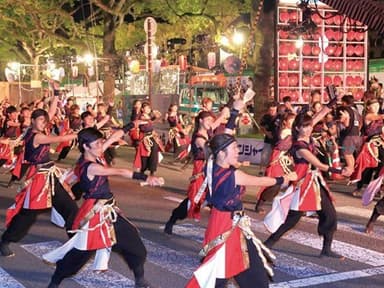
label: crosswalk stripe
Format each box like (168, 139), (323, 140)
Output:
(166, 223), (336, 278)
(270, 265), (384, 288)
(0, 267), (25, 288)
(21, 241), (135, 288)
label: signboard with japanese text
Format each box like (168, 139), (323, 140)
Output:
(237, 138), (264, 164)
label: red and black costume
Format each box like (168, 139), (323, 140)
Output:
(165, 115), (190, 161)
(264, 140), (339, 257)
(44, 158), (148, 287)
(164, 132), (208, 234)
(187, 162), (274, 288)
(0, 129), (78, 253)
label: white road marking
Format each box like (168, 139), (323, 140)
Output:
(163, 196), (183, 203)
(270, 265), (384, 288)
(0, 267), (25, 288)
(21, 241), (135, 288)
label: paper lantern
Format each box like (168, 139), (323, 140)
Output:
(289, 12), (298, 22)
(325, 14), (334, 25)
(347, 61), (354, 71)
(354, 76), (363, 86)
(355, 32), (365, 41)
(279, 59), (289, 70)
(302, 76), (311, 86)
(324, 76), (333, 86)
(279, 30), (289, 39)
(279, 75), (289, 87)
(288, 59), (299, 70)
(302, 45), (312, 56)
(279, 44), (289, 55)
(325, 29), (334, 41)
(355, 90), (363, 100)
(291, 90), (299, 102)
(325, 60), (333, 71)
(312, 75), (321, 86)
(303, 60), (312, 71)
(334, 15), (343, 25)
(288, 44), (296, 54)
(346, 76), (354, 86)
(179, 55), (187, 71)
(346, 45), (355, 56)
(302, 91), (310, 102)
(313, 61), (321, 71)
(279, 11), (289, 23)
(333, 76), (342, 86)
(207, 52), (216, 69)
(334, 46), (343, 57)
(333, 31), (343, 41)
(288, 75), (299, 86)
(312, 13), (322, 25)
(347, 31), (355, 41)
(354, 45), (364, 56)
(312, 46), (321, 56)
(334, 60), (342, 71)
(325, 45), (336, 56)
(354, 60), (364, 71)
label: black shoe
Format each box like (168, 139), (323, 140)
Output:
(263, 238), (275, 249)
(0, 241), (14, 257)
(320, 250), (345, 260)
(135, 277), (152, 288)
(164, 221), (174, 235)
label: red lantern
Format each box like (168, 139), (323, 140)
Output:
(179, 55), (187, 71)
(354, 76), (363, 86)
(325, 29), (334, 41)
(312, 75), (321, 86)
(279, 44), (289, 55)
(333, 31), (343, 41)
(325, 13), (334, 25)
(279, 11), (289, 23)
(346, 45), (355, 56)
(334, 46), (343, 56)
(302, 76), (311, 86)
(333, 76), (342, 86)
(303, 60), (312, 71)
(207, 52), (216, 69)
(279, 75), (289, 87)
(324, 76), (333, 86)
(312, 14), (322, 25)
(288, 74), (299, 86)
(288, 59), (299, 70)
(291, 90), (299, 102)
(302, 91), (310, 102)
(354, 60), (364, 71)
(302, 45), (312, 56)
(313, 61), (321, 71)
(347, 61), (354, 71)
(288, 44), (296, 54)
(325, 45), (335, 56)
(312, 46), (321, 56)
(334, 60), (342, 71)
(279, 58), (289, 70)
(325, 60), (333, 71)
(279, 30), (289, 39)
(334, 15), (343, 25)
(347, 31), (355, 41)
(346, 76), (354, 86)
(355, 32), (365, 41)
(355, 90), (363, 100)
(289, 12), (298, 22)
(354, 45), (364, 56)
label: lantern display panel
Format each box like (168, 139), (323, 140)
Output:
(276, 1), (367, 103)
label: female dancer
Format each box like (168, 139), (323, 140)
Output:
(255, 112), (296, 214)
(44, 127), (164, 288)
(0, 88), (79, 257)
(164, 111), (214, 234)
(187, 132), (296, 288)
(264, 109), (351, 259)
(164, 103), (190, 161)
(133, 102), (163, 175)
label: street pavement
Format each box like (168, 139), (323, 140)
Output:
(0, 146), (383, 288)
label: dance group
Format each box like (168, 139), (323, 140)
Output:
(0, 78), (382, 288)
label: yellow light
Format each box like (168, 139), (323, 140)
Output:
(83, 53), (94, 66)
(233, 32), (245, 46)
(220, 36), (230, 46)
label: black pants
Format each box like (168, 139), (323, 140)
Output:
(2, 177), (78, 243)
(215, 239), (269, 288)
(141, 139), (159, 175)
(267, 186), (337, 244)
(170, 198), (189, 222)
(50, 214), (147, 285)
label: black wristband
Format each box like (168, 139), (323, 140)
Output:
(275, 176), (284, 186)
(226, 109), (239, 130)
(328, 166), (342, 174)
(132, 172), (148, 181)
(122, 122), (134, 133)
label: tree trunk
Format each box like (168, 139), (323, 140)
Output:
(253, 0), (276, 122)
(103, 13), (118, 104)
